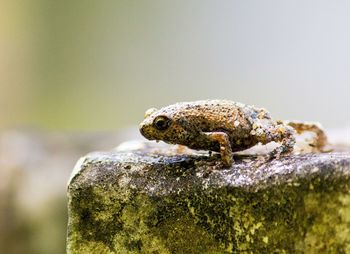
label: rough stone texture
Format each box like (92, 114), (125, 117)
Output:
(67, 142), (350, 254)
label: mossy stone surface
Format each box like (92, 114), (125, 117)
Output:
(67, 143), (350, 253)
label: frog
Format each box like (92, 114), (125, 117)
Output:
(139, 100), (327, 167)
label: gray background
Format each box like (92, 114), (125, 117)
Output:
(1, 0), (349, 130)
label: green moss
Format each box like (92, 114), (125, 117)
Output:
(67, 185), (126, 253)
(68, 178), (350, 253)
(303, 193), (350, 253)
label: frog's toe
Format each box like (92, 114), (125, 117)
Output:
(221, 154), (233, 168)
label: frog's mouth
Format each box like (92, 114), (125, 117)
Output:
(139, 122), (155, 140)
(139, 123), (148, 137)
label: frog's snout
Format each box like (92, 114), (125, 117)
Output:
(139, 121), (153, 140)
(139, 122), (147, 137)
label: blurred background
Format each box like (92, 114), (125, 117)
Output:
(1, 1), (350, 253)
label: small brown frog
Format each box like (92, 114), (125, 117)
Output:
(139, 100), (327, 167)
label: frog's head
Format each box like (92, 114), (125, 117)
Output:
(139, 107), (192, 145)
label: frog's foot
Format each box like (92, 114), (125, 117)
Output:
(253, 123), (296, 160)
(268, 125), (296, 159)
(204, 132), (233, 168)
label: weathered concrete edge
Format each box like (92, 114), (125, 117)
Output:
(68, 151), (350, 193)
(68, 156), (87, 187)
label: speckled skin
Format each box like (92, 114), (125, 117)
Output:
(139, 100), (326, 167)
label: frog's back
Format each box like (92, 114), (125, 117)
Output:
(165, 100), (247, 115)
(164, 100), (260, 133)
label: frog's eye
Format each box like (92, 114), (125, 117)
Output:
(153, 116), (171, 131)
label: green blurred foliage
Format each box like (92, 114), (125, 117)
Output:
(1, 0), (349, 130)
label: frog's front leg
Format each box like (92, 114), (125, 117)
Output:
(204, 132), (233, 167)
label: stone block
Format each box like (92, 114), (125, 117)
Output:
(67, 142), (350, 253)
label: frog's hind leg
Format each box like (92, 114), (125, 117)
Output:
(283, 121), (328, 151)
